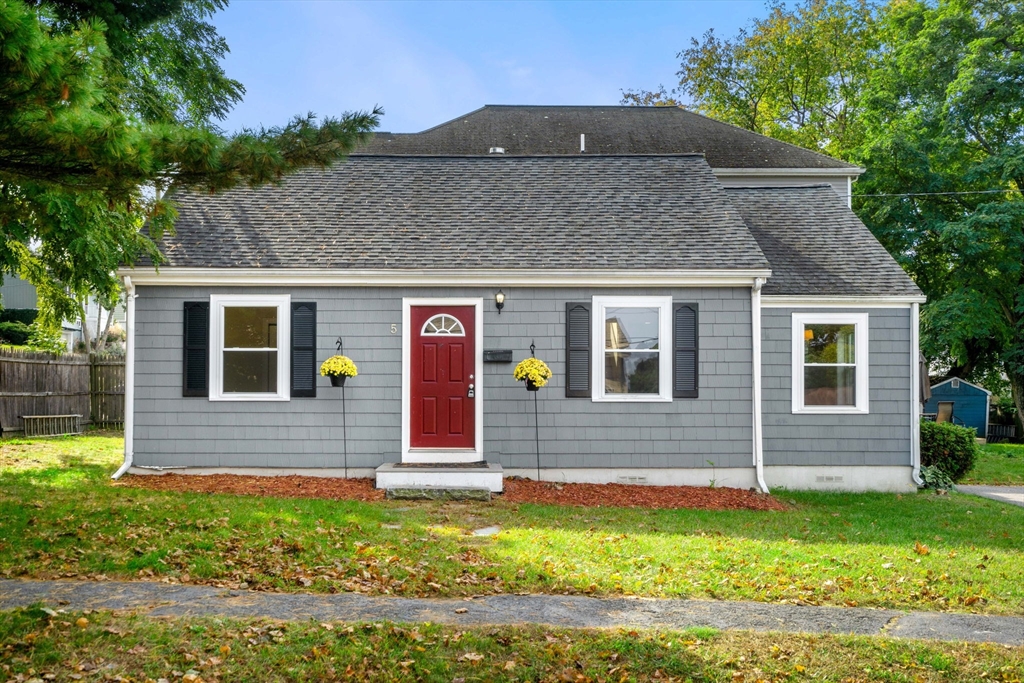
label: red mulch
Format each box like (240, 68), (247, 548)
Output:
(118, 474), (785, 511)
(116, 474), (385, 502)
(503, 479), (787, 511)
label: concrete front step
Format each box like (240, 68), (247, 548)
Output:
(385, 486), (492, 501)
(375, 462), (503, 493)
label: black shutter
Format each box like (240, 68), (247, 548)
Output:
(565, 302), (591, 398)
(291, 302), (317, 398)
(183, 301), (209, 397)
(673, 303), (698, 398)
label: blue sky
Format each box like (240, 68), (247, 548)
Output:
(213, 1), (769, 134)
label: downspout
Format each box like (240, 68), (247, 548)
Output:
(112, 276), (136, 480)
(910, 302), (923, 486)
(751, 277), (769, 493)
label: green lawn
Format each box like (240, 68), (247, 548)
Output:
(1, 609), (1021, 682)
(964, 443), (1024, 485)
(2, 433), (1024, 615)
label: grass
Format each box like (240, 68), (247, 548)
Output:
(1, 609), (1021, 682)
(3, 433), (1024, 615)
(963, 443), (1024, 485)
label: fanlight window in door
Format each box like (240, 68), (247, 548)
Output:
(422, 314), (465, 336)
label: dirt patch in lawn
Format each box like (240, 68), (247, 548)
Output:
(117, 473), (385, 501)
(503, 479), (787, 511)
(118, 474), (785, 511)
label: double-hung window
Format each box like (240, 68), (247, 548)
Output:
(209, 294), (291, 401)
(792, 312), (868, 414)
(592, 296), (673, 402)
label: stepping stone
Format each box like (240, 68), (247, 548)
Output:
(473, 526), (501, 537)
(386, 487), (491, 501)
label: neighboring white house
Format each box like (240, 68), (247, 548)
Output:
(0, 273), (126, 351)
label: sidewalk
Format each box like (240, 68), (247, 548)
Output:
(959, 485), (1024, 508)
(2, 579), (1022, 646)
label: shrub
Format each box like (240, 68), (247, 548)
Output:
(27, 323), (68, 354)
(0, 320), (31, 345)
(920, 419), (979, 482)
(0, 308), (37, 325)
(919, 464), (956, 491)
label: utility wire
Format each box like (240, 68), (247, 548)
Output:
(854, 188), (1021, 198)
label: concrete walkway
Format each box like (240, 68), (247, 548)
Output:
(2, 579), (1022, 646)
(959, 485), (1024, 508)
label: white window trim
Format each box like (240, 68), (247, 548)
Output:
(791, 312), (869, 414)
(420, 314), (466, 336)
(209, 294), (291, 402)
(592, 295), (673, 403)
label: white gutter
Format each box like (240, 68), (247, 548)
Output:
(751, 277), (769, 493)
(910, 302), (923, 486)
(712, 167), (866, 177)
(112, 276), (136, 480)
(762, 295), (927, 307)
(117, 267), (773, 288)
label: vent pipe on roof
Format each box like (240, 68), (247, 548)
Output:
(580, 133), (585, 153)
(489, 147), (505, 154)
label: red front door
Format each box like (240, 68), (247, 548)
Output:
(410, 306), (476, 449)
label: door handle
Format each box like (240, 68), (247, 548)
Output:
(467, 383), (475, 398)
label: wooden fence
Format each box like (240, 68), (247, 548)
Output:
(90, 353), (125, 428)
(0, 349), (125, 434)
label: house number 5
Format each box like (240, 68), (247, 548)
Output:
(391, 324), (398, 334)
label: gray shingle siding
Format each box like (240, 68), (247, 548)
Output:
(761, 307), (912, 467)
(132, 286), (753, 470)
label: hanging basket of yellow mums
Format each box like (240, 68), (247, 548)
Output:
(320, 355), (358, 387)
(513, 357), (552, 391)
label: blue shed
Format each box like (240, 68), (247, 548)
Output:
(925, 378), (991, 438)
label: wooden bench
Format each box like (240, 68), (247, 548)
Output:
(21, 414), (83, 437)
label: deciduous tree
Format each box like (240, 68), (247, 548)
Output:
(625, 0), (1024, 429)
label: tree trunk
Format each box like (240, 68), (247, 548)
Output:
(1009, 369), (1024, 442)
(94, 306), (115, 353)
(77, 299), (91, 354)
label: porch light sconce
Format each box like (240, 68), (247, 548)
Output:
(495, 289), (505, 315)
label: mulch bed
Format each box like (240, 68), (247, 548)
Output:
(116, 474), (385, 502)
(118, 474), (785, 511)
(503, 479), (787, 511)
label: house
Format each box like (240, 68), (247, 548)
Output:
(0, 273), (37, 310)
(116, 105), (926, 493)
(924, 378), (990, 438)
(0, 273), (126, 351)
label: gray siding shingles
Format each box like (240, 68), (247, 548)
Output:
(761, 307), (911, 467)
(132, 286), (753, 470)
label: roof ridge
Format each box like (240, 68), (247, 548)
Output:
(726, 183), (836, 190)
(348, 153), (709, 159)
(482, 104), (676, 110)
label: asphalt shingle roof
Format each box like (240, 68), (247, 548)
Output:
(154, 154), (770, 271)
(359, 105), (859, 170)
(727, 185), (921, 296)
